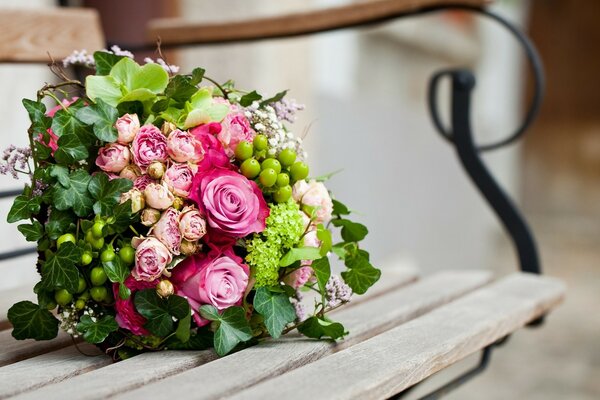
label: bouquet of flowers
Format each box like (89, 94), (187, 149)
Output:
(3, 48), (380, 357)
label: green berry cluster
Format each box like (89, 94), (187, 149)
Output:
(236, 134), (309, 203)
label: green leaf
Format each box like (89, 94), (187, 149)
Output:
(88, 173), (133, 216)
(297, 316), (346, 340)
(190, 67), (205, 85)
(40, 242), (83, 292)
(119, 88), (157, 105)
(311, 257), (331, 295)
(50, 165), (70, 187)
(239, 91), (262, 107)
(165, 331), (213, 350)
(175, 313), (192, 343)
(253, 287), (296, 339)
(316, 224), (332, 256)
(76, 314), (119, 343)
(7, 195), (34, 223)
(103, 257), (130, 284)
(53, 134), (89, 165)
(22, 99), (52, 132)
(166, 75), (198, 103)
(52, 169), (94, 217)
(129, 62), (169, 93)
(332, 199), (350, 216)
(331, 218), (368, 242)
(105, 200), (135, 234)
(341, 252), (381, 295)
(50, 109), (88, 138)
(18, 221), (44, 241)
(8, 301), (59, 340)
(45, 209), (76, 240)
(85, 75), (123, 107)
(134, 290), (190, 337)
(76, 98), (119, 142)
(94, 51), (126, 75)
(199, 305), (252, 356)
(118, 283), (131, 300)
(279, 247), (323, 267)
(260, 90), (287, 106)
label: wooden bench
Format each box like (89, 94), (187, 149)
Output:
(0, 1), (565, 399)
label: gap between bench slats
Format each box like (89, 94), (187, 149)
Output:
(228, 273), (565, 400)
(3, 265), (418, 399)
(105, 270), (491, 400)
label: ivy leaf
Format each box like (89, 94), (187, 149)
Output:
(53, 134), (89, 165)
(39, 242), (83, 292)
(175, 313), (192, 343)
(76, 98), (119, 142)
(260, 90), (287, 106)
(50, 165), (70, 187)
(331, 218), (368, 242)
(311, 257), (331, 295)
(253, 287), (296, 339)
(7, 195), (37, 223)
(165, 75), (198, 103)
(297, 316), (346, 340)
(118, 283), (131, 300)
(22, 99), (51, 133)
(102, 257), (129, 284)
(279, 247), (323, 267)
(199, 305), (252, 357)
(239, 91), (262, 107)
(8, 301), (59, 341)
(76, 314), (119, 343)
(134, 290), (190, 337)
(190, 67), (205, 85)
(52, 170), (94, 217)
(18, 221), (44, 242)
(50, 109), (88, 138)
(88, 173), (133, 216)
(105, 200), (135, 234)
(94, 51), (126, 75)
(341, 251), (381, 295)
(332, 199), (350, 216)
(45, 209), (76, 240)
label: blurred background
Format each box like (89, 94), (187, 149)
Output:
(0, 0), (598, 398)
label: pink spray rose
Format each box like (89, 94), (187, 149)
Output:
(171, 249), (249, 326)
(217, 103), (255, 157)
(284, 266), (314, 289)
(150, 208), (182, 255)
(113, 276), (158, 335)
(167, 129), (204, 163)
(115, 113), (140, 144)
(162, 163), (194, 197)
(190, 122), (231, 171)
(131, 124), (168, 169)
(293, 180), (334, 224)
(179, 206), (207, 241)
(40, 97), (79, 155)
(189, 167), (269, 238)
(144, 182), (175, 210)
(134, 174), (156, 191)
(95, 143), (130, 173)
(132, 237), (172, 281)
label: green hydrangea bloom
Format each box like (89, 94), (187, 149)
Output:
(246, 200), (304, 287)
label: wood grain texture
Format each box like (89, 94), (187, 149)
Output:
(5, 265), (419, 400)
(111, 271), (491, 400)
(0, 330), (73, 367)
(0, 8), (105, 63)
(0, 285), (35, 330)
(229, 273), (565, 400)
(147, 0), (490, 46)
(0, 344), (109, 398)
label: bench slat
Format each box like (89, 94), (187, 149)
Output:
(110, 271), (491, 400)
(0, 330), (73, 367)
(0, 344), (110, 398)
(228, 273), (565, 400)
(8, 265), (419, 399)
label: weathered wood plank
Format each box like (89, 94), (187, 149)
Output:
(0, 330), (73, 367)
(8, 265), (419, 400)
(0, 8), (105, 63)
(111, 271), (491, 400)
(0, 285), (35, 330)
(148, 0), (490, 46)
(0, 344), (110, 398)
(229, 273), (565, 400)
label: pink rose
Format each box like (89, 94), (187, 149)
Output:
(150, 208), (181, 255)
(131, 124), (168, 169)
(132, 237), (172, 281)
(179, 206), (207, 241)
(217, 104), (255, 157)
(144, 182), (175, 210)
(115, 113), (140, 144)
(95, 143), (130, 173)
(134, 174), (156, 191)
(167, 129), (204, 163)
(293, 180), (333, 224)
(284, 266), (313, 289)
(162, 163), (194, 197)
(189, 168), (269, 238)
(113, 276), (157, 335)
(190, 123), (231, 171)
(120, 164), (141, 181)
(171, 249), (249, 327)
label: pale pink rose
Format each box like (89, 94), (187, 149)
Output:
(131, 124), (168, 169)
(119, 188), (145, 213)
(141, 208), (161, 226)
(293, 180), (333, 224)
(132, 237), (172, 281)
(171, 249), (249, 326)
(217, 103), (255, 157)
(134, 174), (155, 191)
(162, 163), (194, 197)
(303, 229), (321, 248)
(115, 113), (140, 144)
(167, 129), (204, 163)
(179, 206), (207, 241)
(144, 182), (175, 210)
(120, 164), (141, 181)
(95, 143), (130, 173)
(284, 266), (313, 289)
(150, 208), (181, 255)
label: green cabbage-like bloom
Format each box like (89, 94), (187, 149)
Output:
(246, 200), (304, 287)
